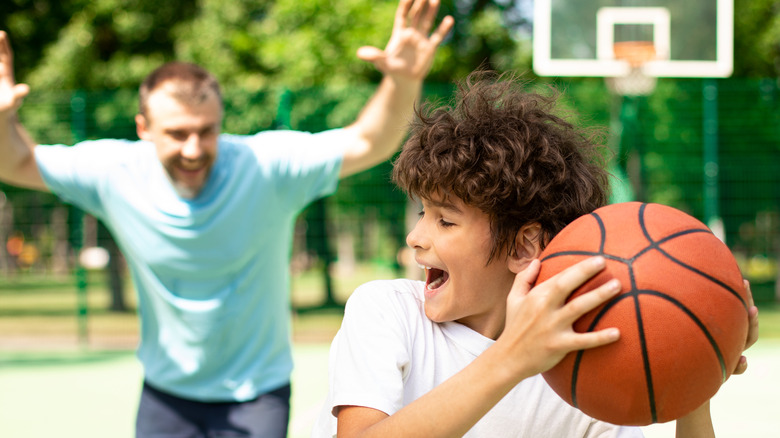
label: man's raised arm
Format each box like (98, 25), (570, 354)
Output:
(0, 31), (47, 191)
(338, 0), (453, 179)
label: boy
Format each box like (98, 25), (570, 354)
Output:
(313, 72), (758, 437)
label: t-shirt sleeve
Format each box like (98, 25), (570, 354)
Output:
(35, 139), (130, 216)
(244, 128), (347, 209)
(327, 281), (413, 418)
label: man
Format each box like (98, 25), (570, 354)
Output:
(0, 0), (453, 436)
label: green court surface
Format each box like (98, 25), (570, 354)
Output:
(1, 340), (779, 437)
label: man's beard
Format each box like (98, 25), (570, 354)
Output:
(170, 178), (201, 199)
(163, 159), (212, 199)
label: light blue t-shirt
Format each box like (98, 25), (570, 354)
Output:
(35, 129), (345, 401)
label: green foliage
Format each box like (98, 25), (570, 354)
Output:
(734, 0), (780, 77)
(3, 0), (780, 292)
(7, 0), (198, 90)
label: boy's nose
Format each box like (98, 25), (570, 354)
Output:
(406, 221), (428, 250)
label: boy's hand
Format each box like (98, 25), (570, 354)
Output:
(357, 0), (454, 84)
(666, 281), (759, 438)
(0, 31), (29, 118)
(497, 256), (622, 379)
(732, 279), (759, 376)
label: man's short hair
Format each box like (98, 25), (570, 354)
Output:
(138, 62), (222, 119)
(393, 71), (610, 262)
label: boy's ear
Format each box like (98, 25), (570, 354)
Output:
(507, 223), (543, 274)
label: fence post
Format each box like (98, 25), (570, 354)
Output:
(702, 79), (724, 242)
(70, 90), (89, 346)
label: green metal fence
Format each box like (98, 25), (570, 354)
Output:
(1, 78), (779, 309)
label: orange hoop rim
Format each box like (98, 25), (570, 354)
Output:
(613, 41), (657, 68)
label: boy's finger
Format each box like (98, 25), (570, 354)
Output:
(567, 326), (621, 352)
(543, 256), (606, 304)
(731, 356), (748, 376)
(510, 259), (541, 297)
(746, 305), (759, 349)
(743, 280), (759, 350)
(562, 278), (621, 323)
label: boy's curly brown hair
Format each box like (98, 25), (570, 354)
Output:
(393, 71), (610, 262)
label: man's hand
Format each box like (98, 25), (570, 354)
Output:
(0, 31), (30, 118)
(357, 0), (454, 83)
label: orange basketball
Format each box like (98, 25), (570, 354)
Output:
(537, 202), (749, 426)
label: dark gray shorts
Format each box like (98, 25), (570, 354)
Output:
(135, 381), (291, 438)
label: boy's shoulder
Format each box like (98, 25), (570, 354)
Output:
(342, 279), (429, 333)
(347, 278), (425, 310)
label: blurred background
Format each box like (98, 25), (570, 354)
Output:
(1, 0), (779, 436)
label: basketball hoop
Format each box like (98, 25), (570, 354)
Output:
(605, 41), (658, 96)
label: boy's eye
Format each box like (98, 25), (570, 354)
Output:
(439, 219), (455, 228)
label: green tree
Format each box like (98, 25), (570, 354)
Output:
(733, 0), (780, 77)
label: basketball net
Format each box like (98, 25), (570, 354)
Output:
(605, 41), (658, 97)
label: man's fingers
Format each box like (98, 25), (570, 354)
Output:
(406, 0), (427, 29)
(14, 83), (29, 100)
(0, 30), (10, 56)
(0, 31), (13, 72)
(429, 15), (454, 47)
(416, 0), (440, 35)
(356, 46), (383, 61)
(394, 0), (414, 30)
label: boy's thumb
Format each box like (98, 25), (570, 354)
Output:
(510, 259), (541, 297)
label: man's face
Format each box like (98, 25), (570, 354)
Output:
(136, 83), (222, 198)
(406, 193), (517, 339)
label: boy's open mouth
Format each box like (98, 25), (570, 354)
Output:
(426, 267), (449, 291)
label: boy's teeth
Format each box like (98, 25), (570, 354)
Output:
(427, 276), (444, 290)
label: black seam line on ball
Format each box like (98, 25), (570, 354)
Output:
(587, 288), (728, 381)
(631, 228), (712, 262)
(593, 211), (607, 254)
(642, 290), (728, 382)
(570, 293), (633, 410)
(572, 286), (729, 423)
(637, 203), (746, 309)
(540, 251), (629, 264)
(633, 292), (657, 424)
(649, 246), (748, 310)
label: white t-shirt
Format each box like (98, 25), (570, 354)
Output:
(313, 279), (643, 438)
